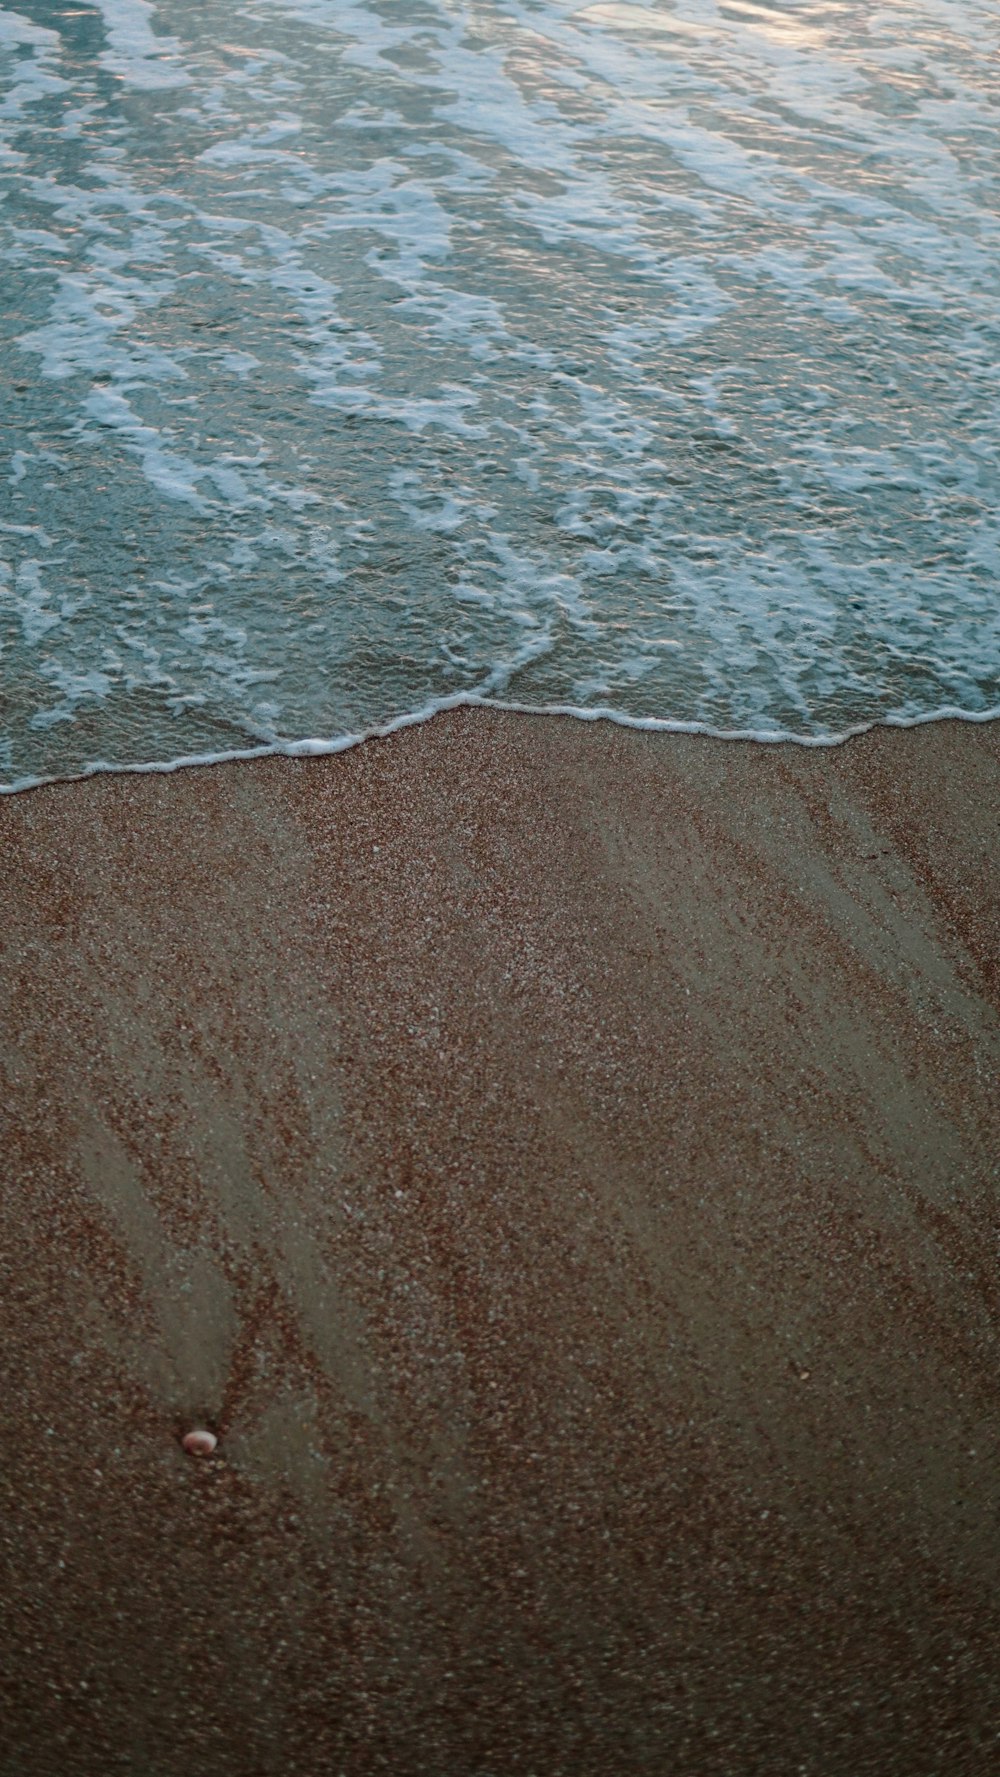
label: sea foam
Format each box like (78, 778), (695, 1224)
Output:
(1, 0), (998, 789)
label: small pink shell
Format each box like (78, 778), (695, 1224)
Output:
(181, 1428), (218, 1457)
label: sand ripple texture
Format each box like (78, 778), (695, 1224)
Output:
(2, 0), (999, 785)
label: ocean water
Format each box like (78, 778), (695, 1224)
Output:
(1, 0), (998, 790)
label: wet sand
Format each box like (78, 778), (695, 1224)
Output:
(1, 709), (998, 1776)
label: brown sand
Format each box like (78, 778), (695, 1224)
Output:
(1, 709), (998, 1776)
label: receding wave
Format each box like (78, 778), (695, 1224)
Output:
(2, 0), (998, 789)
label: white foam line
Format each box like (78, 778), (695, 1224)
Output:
(90, 0), (190, 90)
(2, 697), (998, 796)
(0, 10), (59, 50)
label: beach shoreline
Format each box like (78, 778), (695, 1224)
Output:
(2, 709), (998, 1774)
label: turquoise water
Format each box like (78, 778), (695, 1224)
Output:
(1, 0), (998, 789)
